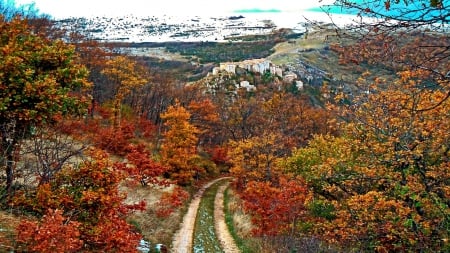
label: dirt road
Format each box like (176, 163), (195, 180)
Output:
(170, 177), (238, 253)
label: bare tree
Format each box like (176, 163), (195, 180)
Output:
(19, 126), (87, 186)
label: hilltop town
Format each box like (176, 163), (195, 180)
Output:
(209, 58), (303, 92)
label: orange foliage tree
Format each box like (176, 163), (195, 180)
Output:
(290, 1), (450, 250)
(187, 98), (220, 147)
(101, 56), (148, 127)
(160, 101), (201, 185)
(284, 70), (450, 251)
(228, 133), (285, 188)
(0, 16), (90, 197)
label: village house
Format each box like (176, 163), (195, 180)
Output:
(236, 80), (256, 92)
(283, 71), (298, 83)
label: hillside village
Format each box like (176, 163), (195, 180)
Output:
(210, 58), (304, 91)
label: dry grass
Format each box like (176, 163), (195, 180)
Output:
(268, 29), (335, 66)
(227, 194), (253, 239)
(121, 183), (187, 247)
(0, 211), (22, 252)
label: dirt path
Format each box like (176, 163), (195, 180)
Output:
(214, 182), (240, 253)
(170, 177), (233, 253)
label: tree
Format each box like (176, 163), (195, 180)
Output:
(241, 176), (309, 236)
(101, 56), (148, 127)
(0, 17), (90, 197)
(220, 93), (264, 141)
(261, 92), (336, 149)
(228, 133), (285, 188)
(284, 70), (450, 250)
(19, 125), (87, 186)
(0, 0), (41, 20)
(300, 3), (449, 249)
(69, 35), (112, 118)
(323, 0), (449, 105)
(187, 98), (220, 147)
(160, 101), (200, 185)
(324, 0), (448, 26)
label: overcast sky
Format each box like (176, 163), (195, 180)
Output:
(14, 0), (333, 18)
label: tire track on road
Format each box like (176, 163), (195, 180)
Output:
(214, 182), (240, 253)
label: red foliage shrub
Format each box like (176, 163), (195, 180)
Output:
(16, 209), (82, 253)
(155, 186), (189, 217)
(126, 144), (169, 186)
(12, 149), (146, 252)
(136, 117), (157, 139)
(241, 176), (309, 236)
(93, 123), (135, 155)
(209, 146), (230, 166)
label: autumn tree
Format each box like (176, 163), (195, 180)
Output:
(219, 92), (265, 141)
(101, 55), (148, 127)
(70, 36), (111, 118)
(261, 92), (336, 149)
(129, 72), (179, 126)
(0, 0), (41, 20)
(228, 133), (286, 188)
(299, 3), (449, 249)
(0, 17), (90, 197)
(241, 176), (309, 236)
(323, 0), (449, 99)
(284, 70), (450, 251)
(187, 98), (220, 147)
(324, 0), (448, 26)
(160, 101), (200, 185)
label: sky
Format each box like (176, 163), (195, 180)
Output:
(14, 0), (333, 18)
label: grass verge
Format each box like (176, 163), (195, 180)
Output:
(192, 181), (224, 253)
(223, 187), (256, 253)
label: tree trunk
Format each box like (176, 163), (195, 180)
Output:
(1, 135), (15, 199)
(5, 148), (14, 196)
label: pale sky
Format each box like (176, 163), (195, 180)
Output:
(15, 0), (333, 18)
